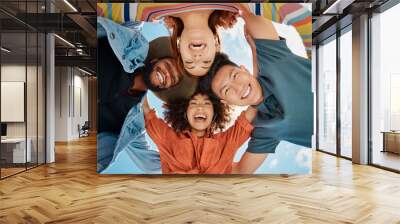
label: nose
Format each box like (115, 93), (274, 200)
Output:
(195, 104), (204, 110)
(193, 53), (202, 60)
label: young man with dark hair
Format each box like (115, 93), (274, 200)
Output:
(199, 6), (313, 173)
(97, 18), (198, 173)
(98, 36), (182, 173)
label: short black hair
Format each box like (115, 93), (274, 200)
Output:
(198, 52), (238, 94)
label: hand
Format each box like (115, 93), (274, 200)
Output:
(142, 96), (151, 114)
(162, 16), (176, 30)
(216, 11), (239, 29)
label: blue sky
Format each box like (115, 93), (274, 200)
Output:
(103, 18), (311, 174)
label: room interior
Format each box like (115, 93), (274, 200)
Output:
(0, 0), (399, 222)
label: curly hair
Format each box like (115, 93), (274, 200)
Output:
(164, 86), (231, 134)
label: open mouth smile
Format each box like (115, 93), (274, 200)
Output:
(156, 70), (167, 87)
(189, 40), (206, 50)
(193, 114), (207, 122)
(241, 85), (251, 100)
(155, 62), (177, 88)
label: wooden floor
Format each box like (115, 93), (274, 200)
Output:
(1, 163), (44, 178)
(372, 150), (400, 171)
(1, 136), (400, 224)
(1, 167), (26, 178)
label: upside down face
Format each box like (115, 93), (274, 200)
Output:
(179, 28), (219, 77)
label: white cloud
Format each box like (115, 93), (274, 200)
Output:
(268, 158), (279, 168)
(273, 22), (307, 58)
(295, 149), (311, 168)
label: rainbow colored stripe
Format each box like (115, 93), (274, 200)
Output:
(97, 3), (311, 55)
(97, 3), (237, 22)
(259, 3), (312, 55)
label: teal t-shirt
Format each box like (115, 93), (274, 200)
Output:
(247, 38), (313, 153)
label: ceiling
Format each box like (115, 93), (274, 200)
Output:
(0, 0), (96, 74)
(311, 0), (390, 43)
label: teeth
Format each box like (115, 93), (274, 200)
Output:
(242, 86), (251, 99)
(190, 43), (205, 49)
(194, 114), (207, 119)
(156, 71), (165, 86)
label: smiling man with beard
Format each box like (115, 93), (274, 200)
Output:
(97, 18), (198, 173)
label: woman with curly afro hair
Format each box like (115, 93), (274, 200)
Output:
(142, 87), (258, 174)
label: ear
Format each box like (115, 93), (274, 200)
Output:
(214, 35), (220, 52)
(239, 65), (250, 74)
(177, 37), (181, 50)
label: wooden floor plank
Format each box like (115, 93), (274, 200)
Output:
(0, 135), (399, 223)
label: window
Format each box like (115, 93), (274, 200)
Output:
(371, 2), (400, 171)
(318, 36), (337, 154)
(340, 28), (352, 158)
(0, 0), (47, 179)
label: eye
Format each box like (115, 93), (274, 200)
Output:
(224, 87), (230, 96)
(204, 101), (212, 105)
(185, 61), (193, 64)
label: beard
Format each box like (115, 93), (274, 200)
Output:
(141, 63), (164, 92)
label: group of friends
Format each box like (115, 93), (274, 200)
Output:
(97, 3), (313, 174)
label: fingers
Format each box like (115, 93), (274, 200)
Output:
(162, 16), (176, 29)
(220, 11), (239, 29)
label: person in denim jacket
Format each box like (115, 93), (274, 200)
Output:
(97, 17), (198, 173)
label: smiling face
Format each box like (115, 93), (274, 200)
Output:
(186, 93), (214, 135)
(211, 65), (263, 106)
(149, 57), (182, 89)
(179, 28), (219, 77)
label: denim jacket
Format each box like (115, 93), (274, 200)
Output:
(107, 98), (161, 174)
(97, 17), (149, 73)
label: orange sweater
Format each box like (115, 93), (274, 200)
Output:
(144, 110), (254, 174)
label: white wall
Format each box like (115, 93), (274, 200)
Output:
(72, 73), (89, 138)
(54, 66), (89, 141)
(1, 63), (46, 164)
(1, 65), (40, 138)
(54, 66), (69, 141)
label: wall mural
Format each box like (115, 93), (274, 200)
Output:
(97, 3), (313, 174)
